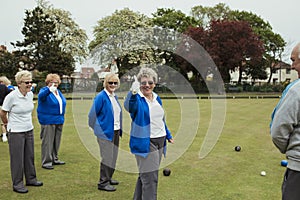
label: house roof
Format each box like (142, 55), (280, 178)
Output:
(81, 67), (95, 74)
(274, 61), (291, 69)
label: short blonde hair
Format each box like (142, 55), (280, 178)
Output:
(103, 73), (120, 89)
(45, 74), (61, 85)
(0, 76), (11, 86)
(15, 70), (32, 84)
(137, 67), (158, 83)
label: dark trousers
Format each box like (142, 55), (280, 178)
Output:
(97, 130), (120, 186)
(8, 130), (37, 190)
(133, 136), (166, 200)
(282, 168), (300, 200)
(40, 124), (63, 167)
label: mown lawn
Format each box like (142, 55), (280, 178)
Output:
(0, 97), (285, 199)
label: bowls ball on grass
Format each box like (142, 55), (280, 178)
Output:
(234, 146), (241, 152)
(281, 160), (288, 167)
(260, 171), (266, 176)
(163, 168), (171, 176)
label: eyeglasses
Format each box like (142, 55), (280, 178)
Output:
(141, 81), (154, 86)
(108, 82), (118, 85)
(22, 81), (33, 85)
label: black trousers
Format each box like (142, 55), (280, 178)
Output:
(97, 130), (120, 186)
(282, 168), (300, 200)
(8, 130), (38, 190)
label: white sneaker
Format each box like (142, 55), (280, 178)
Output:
(2, 133), (7, 142)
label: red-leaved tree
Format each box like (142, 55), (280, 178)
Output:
(176, 20), (264, 84)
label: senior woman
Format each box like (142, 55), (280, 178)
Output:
(0, 70), (43, 193)
(124, 67), (174, 200)
(88, 73), (122, 192)
(37, 73), (66, 170)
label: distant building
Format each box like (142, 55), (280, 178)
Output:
(80, 67), (95, 79)
(96, 59), (119, 80)
(230, 61), (296, 85)
(269, 61), (297, 84)
(0, 45), (7, 52)
(97, 66), (112, 80)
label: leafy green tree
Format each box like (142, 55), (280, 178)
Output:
(150, 8), (198, 79)
(89, 8), (154, 76)
(191, 3), (231, 27)
(12, 6), (75, 76)
(227, 10), (286, 83)
(90, 8), (152, 50)
(152, 8), (197, 33)
(38, 0), (89, 64)
(0, 49), (19, 80)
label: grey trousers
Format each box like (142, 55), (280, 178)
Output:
(133, 136), (166, 200)
(282, 168), (300, 200)
(8, 130), (37, 190)
(97, 130), (120, 186)
(40, 124), (63, 167)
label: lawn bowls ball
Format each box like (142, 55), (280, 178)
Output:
(163, 168), (171, 176)
(234, 146), (241, 152)
(260, 171), (266, 176)
(281, 160), (288, 167)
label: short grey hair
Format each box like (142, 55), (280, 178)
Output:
(136, 67), (158, 83)
(15, 70), (32, 84)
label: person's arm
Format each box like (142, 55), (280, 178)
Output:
(37, 87), (51, 101)
(88, 94), (104, 129)
(271, 89), (300, 153)
(0, 109), (8, 128)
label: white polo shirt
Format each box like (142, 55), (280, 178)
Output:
(2, 88), (34, 132)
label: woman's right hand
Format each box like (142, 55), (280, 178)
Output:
(130, 75), (140, 95)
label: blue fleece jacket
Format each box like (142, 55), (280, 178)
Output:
(37, 86), (66, 125)
(124, 91), (172, 158)
(88, 90), (122, 141)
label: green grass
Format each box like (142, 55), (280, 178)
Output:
(0, 98), (285, 199)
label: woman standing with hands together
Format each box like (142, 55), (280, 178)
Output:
(0, 70), (43, 193)
(124, 67), (174, 200)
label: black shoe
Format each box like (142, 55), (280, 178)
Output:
(26, 181), (43, 187)
(42, 165), (54, 170)
(13, 187), (28, 194)
(110, 180), (119, 185)
(53, 160), (65, 165)
(98, 184), (116, 192)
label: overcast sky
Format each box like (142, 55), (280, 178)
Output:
(1, 0), (299, 63)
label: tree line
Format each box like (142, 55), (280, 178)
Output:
(0, 1), (286, 88)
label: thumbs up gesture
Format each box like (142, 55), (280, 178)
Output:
(49, 83), (57, 93)
(130, 75), (140, 95)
